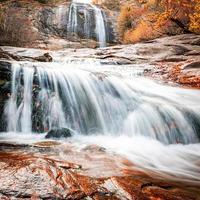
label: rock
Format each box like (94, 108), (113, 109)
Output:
(0, 50), (53, 62)
(0, 61), (12, 132)
(83, 144), (106, 152)
(171, 45), (190, 55)
(190, 38), (200, 46)
(32, 141), (61, 147)
(33, 52), (53, 62)
(0, 50), (22, 61)
(0, 61), (12, 81)
(183, 62), (200, 70)
(45, 128), (73, 139)
(1, 33), (200, 89)
(0, 143), (199, 199)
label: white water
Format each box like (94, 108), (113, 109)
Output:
(91, 4), (106, 47)
(67, 1), (107, 47)
(5, 63), (34, 133)
(3, 59), (200, 183)
(73, 135), (200, 183)
(68, 3), (78, 34)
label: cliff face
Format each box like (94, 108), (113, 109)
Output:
(0, 0), (119, 49)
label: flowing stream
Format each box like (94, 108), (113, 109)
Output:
(68, 0), (107, 47)
(2, 58), (200, 184)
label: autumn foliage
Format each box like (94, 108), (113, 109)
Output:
(189, 2), (200, 34)
(118, 0), (200, 44)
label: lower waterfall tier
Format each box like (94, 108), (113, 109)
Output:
(2, 61), (200, 145)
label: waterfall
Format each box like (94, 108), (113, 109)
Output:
(68, 3), (78, 34)
(92, 5), (106, 47)
(67, 1), (107, 47)
(5, 63), (34, 133)
(4, 60), (200, 145)
(3, 59), (200, 183)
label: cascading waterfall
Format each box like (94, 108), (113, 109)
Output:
(3, 60), (200, 183)
(92, 5), (106, 47)
(4, 61), (200, 144)
(5, 63), (34, 133)
(67, 1), (107, 47)
(84, 8), (91, 38)
(68, 3), (78, 34)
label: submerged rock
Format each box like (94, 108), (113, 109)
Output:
(45, 128), (73, 139)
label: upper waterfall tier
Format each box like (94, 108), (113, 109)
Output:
(2, 60), (200, 145)
(67, 2), (107, 47)
(36, 1), (117, 48)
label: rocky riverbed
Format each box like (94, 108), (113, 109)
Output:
(0, 141), (199, 200)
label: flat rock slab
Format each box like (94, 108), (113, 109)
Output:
(0, 142), (199, 200)
(1, 34), (200, 88)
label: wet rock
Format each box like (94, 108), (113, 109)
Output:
(0, 61), (12, 132)
(183, 62), (200, 70)
(33, 141), (61, 147)
(0, 143), (199, 199)
(0, 49), (53, 62)
(0, 81), (11, 94)
(0, 50), (22, 61)
(0, 62), (12, 82)
(33, 52), (53, 62)
(0, 142), (30, 151)
(83, 144), (106, 152)
(45, 127), (73, 139)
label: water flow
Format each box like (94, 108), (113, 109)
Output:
(3, 60), (200, 183)
(5, 63), (34, 133)
(91, 4), (106, 47)
(4, 61), (200, 144)
(68, 3), (78, 34)
(67, 1), (107, 47)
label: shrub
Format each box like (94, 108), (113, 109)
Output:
(117, 0), (200, 44)
(117, 5), (146, 41)
(123, 19), (158, 43)
(189, 2), (200, 34)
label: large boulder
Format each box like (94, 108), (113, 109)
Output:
(45, 127), (73, 139)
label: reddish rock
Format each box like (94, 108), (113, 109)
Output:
(0, 142), (199, 199)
